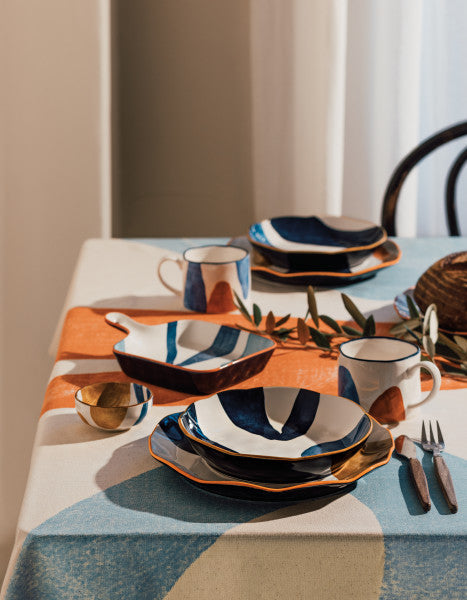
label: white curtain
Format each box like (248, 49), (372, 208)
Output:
(250, 0), (467, 236)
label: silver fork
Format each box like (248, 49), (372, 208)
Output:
(421, 421), (458, 513)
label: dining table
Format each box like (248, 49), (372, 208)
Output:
(1, 235), (466, 600)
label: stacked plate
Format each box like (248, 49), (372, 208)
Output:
(244, 215), (401, 285)
(149, 386), (394, 501)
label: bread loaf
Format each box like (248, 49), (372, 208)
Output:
(414, 251), (467, 332)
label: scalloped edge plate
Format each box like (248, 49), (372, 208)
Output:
(148, 412), (394, 501)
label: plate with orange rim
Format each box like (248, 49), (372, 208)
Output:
(148, 412), (394, 502)
(230, 237), (401, 286)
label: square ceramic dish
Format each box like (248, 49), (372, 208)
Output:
(178, 387), (372, 482)
(248, 216), (387, 271)
(105, 312), (276, 394)
(149, 412), (393, 501)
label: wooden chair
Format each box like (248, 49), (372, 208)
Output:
(381, 121), (467, 236)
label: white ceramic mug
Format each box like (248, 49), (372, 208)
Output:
(338, 336), (441, 424)
(157, 244), (250, 313)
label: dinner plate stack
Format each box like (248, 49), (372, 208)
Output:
(244, 215), (401, 285)
(149, 386), (394, 501)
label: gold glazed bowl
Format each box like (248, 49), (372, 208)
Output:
(75, 382), (153, 432)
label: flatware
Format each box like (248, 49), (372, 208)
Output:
(421, 421), (458, 513)
(395, 435), (430, 512)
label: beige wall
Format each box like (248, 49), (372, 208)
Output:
(1, 0), (105, 583)
(113, 0), (254, 238)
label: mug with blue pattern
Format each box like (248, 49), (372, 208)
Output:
(338, 336), (441, 424)
(158, 244), (250, 313)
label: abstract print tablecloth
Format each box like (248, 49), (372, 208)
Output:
(2, 237), (467, 600)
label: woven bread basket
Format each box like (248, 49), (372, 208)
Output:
(414, 251), (467, 332)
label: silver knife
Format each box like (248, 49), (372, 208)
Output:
(395, 435), (431, 512)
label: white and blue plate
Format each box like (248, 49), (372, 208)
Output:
(149, 412), (393, 501)
(248, 216), (387, 271)
(230, 237), (401, 286)
(106, 312), (276, 394)
(178, 387), (372, 482)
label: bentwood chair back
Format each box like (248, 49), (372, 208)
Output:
(381, 121), (467, 236)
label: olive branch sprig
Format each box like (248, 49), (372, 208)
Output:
(234, 286), (376, 354)
(234, 287), (467, 378)
(389, 294), (467, 378)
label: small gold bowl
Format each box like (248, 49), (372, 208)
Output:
(75, 382), (153, 432)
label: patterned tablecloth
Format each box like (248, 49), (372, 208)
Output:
(2, 237), (466, 600)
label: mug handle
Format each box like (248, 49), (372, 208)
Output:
(157, 256), (183, 295)
(406, 361), (442, 409)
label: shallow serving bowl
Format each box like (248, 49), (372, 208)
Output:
(178, 386), (372, 482)
(75, 381), (153, 432)
(149, 411), (392, 501)
(248, 215), (386, 271)
(105, 312), (276, 395)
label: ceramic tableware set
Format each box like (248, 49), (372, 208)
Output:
(148, 386), (395, 501)
(74, 216), (442, 503)
(245, 215), (401, 285)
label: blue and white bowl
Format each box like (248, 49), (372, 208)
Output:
(248, 215), (386, 271)
(179, 387), (372, 482)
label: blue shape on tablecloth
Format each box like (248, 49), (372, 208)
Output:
(5, 449), (466, 600)
(5, 466), (288, 600)
(351, 451), (467, 600)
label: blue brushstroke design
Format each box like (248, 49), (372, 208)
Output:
(338, 365), (360, 404)
(216, 388), (321, 442)
(177, 326), (240, 367)
(5, 467), (286, 600)
(184, 263), (206, 312)
(133, 384), (145, 405)
(248, 223), (269, 245)
(301, 416), (370, 456)
(250, 217), (382, 248)
(236, 254), (250, 299)
(165, 321), (178, 364)
(239, 331), (274, 358)
(133, 401), (149, 426)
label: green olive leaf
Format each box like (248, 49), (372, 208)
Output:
(308, 327), (331, 349)
(307, 286), (320, 328)
(297, 318), (311, 344)
(319, 314), (342, 333)
(342, 325), (362, 336)
(454, 335), (467, 353)
(363, 315), (376, 337)
(234, 291), (253, 324)
(265, 311), (276, 334)
(341, 293), (367, 329)
(406, 293), (420, 319)
(390, 318), (422, 335)
(253, 304), (262, 327)
(275, 314), (291, 327)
